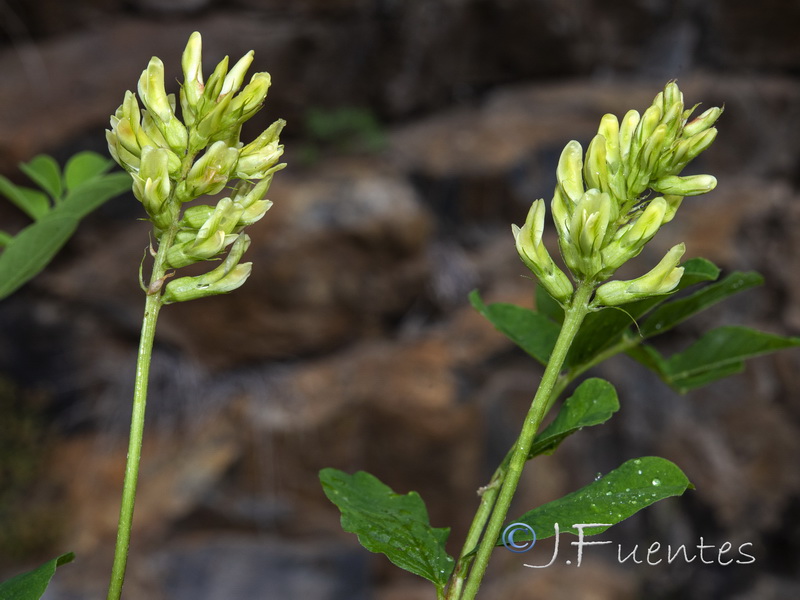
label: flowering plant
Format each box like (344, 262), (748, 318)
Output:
(320, 82), (800, 600)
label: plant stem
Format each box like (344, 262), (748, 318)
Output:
(445, 450), (511, 600)
(547, 331), (640, 413)
(460, 280), (594, 600)
(106, 225), (177, 600)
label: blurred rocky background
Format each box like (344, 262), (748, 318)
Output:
(1, 1), (800, 599)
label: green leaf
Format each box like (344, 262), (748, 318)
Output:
(565, 307), (638, 368)
(657, 326), (800, 392)
(19, 155), (63, 201)
(0, 552), (75, 600)
(529, 378), (619, 458)
(469, 289), (561, 365)
(320, 468), (454, 592)
(0, 212), (79, 299)
(675, 257), (720, 286)
(504, 457), (691, 542)
(0, 176), (50, 221)
(0, 230), (12, 247)
(471, 260), (720, 373)
(58, 173), (131, 219)
(64, 151), (114, 190)
(624, 344), (668, 374)
(626, 343), (746, 391)
(639, 271), (763, 338)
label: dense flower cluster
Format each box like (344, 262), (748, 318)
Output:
(513, 82), (721, 306)
(107, 32), (285, 302)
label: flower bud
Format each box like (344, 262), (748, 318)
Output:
(626, 122), (667, 197)
(230, 175), (280, 227)
(111, 94), (143, 155)
(583, 134), (609, 194)
(227, 72), (271, 123)
(601, 196), (667, 273)
(180, 32), (204, 127)
(594, 243), (685, 306)
(568, 189), (614, 277)
(167, 198), (244, 269)
(662, 81), (683, 111)
(203, 55), (230, 106)
(669, 128), (718, 173)
(556, 140), (584, 204)
(618, 109), (640, 163)
(167, 230), (233, 269)
(640, 123), (668, 174)
(220, 51), (254, 98)
(661, 194), (683, 224)
(629, 104), (662, 165)
(137, 58), (188, 153)
(235, 120), (285, 179)
(162, 234), (253, 303)
(651, 174), (717, 196)
(133, 147), (170, 199)
(191, 93), (235, 150)
(598, 114), (621, 171)
(179, 141), (240, 200)
(138, 58), (172, 124)
(196, 197), (243, 239)
(550, 184), (572, 254)
(683, 106), (723, 138)
(106, 129), (140, 173)
(180, 204), (216, 229)
(131, 146), (173, 227)
(660, 94), (684, 140)
(513, 200), (573, 303)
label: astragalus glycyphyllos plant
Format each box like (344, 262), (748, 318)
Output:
(320, 82), (800, 599)
(0, 33), (285, 600)
(102, 32), (285, 600)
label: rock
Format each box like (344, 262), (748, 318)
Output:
(46, 416), (242, 554)
(157, 159), (434, 367)
(388, 77), (800, 232)
(154, 537), (369, 600)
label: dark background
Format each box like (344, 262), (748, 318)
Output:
(1, 1), (800, 598)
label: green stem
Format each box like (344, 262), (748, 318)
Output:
(106, 225), (177, 600)
(448, 367), (577, 600)
(460, 281), (594, 600)
(445, 449), (512, 600)
(547, 331), (641, 412)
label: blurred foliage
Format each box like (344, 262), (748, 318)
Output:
(299, 106), (387, 163)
